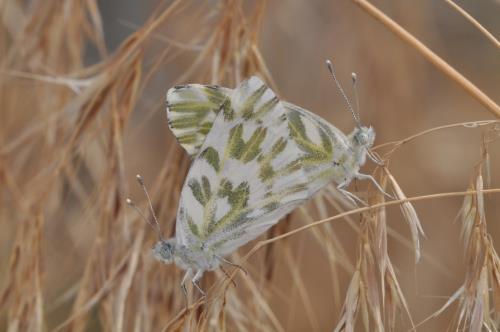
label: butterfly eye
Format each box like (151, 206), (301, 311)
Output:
(355, 132), (367, 145)
(153, 241), (174, 263)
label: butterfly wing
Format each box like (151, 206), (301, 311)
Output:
(208, 102), (355, 256)
(175, 77), (351, 256)
(166, 84), (232, 157)
(282, 101), (355, 184)
(166, 83), (350, 163)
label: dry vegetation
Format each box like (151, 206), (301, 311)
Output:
(1, 0), (499, 331)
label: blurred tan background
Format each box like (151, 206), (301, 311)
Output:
(1, 0), (499, 331)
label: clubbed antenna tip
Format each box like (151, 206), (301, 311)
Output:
(127, 174), (164, 241)
(325, 59), (361, 126)
(325, 59), (334, 72)
(351, 72), (360, 121)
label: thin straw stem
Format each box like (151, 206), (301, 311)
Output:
(352, 0), (500, 118)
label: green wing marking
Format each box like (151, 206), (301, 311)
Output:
(287, 110), (333, 165)
(166, 84), (232, 157)
(199, 147), (220, 172)
(227, 124), (267, 163)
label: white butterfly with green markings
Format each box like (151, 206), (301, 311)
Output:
(154, 70), (386, 295)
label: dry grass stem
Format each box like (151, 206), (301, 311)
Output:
(374, 120), (500, 153)
(444, 0), (500, 49)
(352, 0), (500, 117)
(385, 169), (425, 263)
(239, 188), (500, 251)
(416, 142), (500, 330)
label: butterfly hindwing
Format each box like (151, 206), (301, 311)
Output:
(166, 84), (232, 157)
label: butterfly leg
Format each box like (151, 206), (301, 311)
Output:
(220, 266), (237, 288)
(181, 269), (192, 306)
(191, 270), (206, 298)
(336, 180), (366, 206)
(355, 173), (394, 200)
(215, 254), (248, 275)
(367, 150), (384, 166)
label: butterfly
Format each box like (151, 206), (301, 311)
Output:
(151, 63), (387, 296)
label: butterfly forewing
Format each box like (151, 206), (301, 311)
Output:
(166, 84), (351, 161)
(282, 102), (354, 185)
(175, 77), (348, 256)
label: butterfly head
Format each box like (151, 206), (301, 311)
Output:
(352, 126), (375, 149)
(153, 238), (176, 264)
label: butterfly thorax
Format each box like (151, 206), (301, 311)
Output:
(152, 238), (219, 271)
(327, 126), (375, 186)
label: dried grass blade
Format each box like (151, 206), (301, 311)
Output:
(414, 286), (464, 329)
(284, 247), (320, 331)
(334, 271), (360, 332)
(386, 170), (424, 262)
(114, 228), (145, 331)
(444, 0), (500, 49)
(352, 0), (500, 116)
(53, 250), (132, 332)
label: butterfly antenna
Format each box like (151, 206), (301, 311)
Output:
(351, 72), (362, 123)
(326, 60), (361, 127)
(131, 174), (164, 240)
(126, 198), (163, 240)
